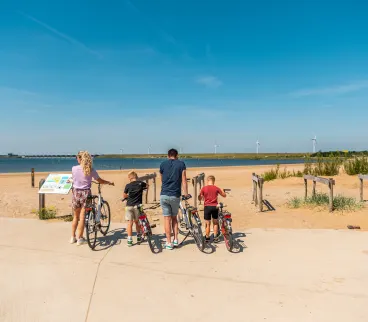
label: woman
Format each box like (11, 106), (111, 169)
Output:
(71, 151), (114, 245)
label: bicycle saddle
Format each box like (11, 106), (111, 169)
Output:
(181, 194), (192, 201)
(217, 202), (224, 209)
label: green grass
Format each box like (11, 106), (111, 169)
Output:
(38, 206), (57, 220)
(287, 192), (363, 212)
(303, 154), (342, 176)
(344, 157), (368, 175)
(262, 165), (303, 182)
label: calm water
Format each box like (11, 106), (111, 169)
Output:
(0, 157), (307, 173)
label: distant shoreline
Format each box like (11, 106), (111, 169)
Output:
(1, 153), (307, 160)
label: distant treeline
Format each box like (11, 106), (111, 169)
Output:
(311, 151), (368, 157)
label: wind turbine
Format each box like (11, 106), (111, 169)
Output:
(148, 145), (152, 155)
(120, 148), (124, 155)
(214, 142), (220, 154)
(179, 147), (183, 154)
(311, 135), (317, 153)
(256, 140), (260, 154)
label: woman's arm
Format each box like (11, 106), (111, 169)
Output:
(96, 177), (114, 186)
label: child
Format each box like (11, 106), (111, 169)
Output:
(123, 171), (147, 247)
(199, 175), (227, 243)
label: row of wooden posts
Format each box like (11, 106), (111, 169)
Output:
(252, 172), (367, 213)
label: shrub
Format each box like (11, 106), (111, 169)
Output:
(287, 192), (363, 212)
(38, 207), (57, 220)
(262, 165), (304, 182)
(344, 157), (368, 175)
(262, 164), (280, 182)
(304, 154), (341, 176)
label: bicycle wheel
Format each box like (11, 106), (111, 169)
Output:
(146, 232), (155, 253)
(86, 209), (97, 250)
(100, 201), (111, 236)
(223, 230), (234, 252)
(190, 214), (204, 252)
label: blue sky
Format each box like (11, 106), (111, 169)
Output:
(1, 0), (368, 154)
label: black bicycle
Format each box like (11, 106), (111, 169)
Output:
(178, 194), (205, 252)
(218, 189), (234, 252)
(85, 182), (111, 250)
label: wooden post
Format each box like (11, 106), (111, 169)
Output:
(312, 179), (316, 197)
(145, 175), (149, 204)
(304, 178), (308, 200)
(329, 178), (334, 212)
(153, 176), (157, 202)
(254, 179), (258, 206)
(193, 177), (198, 208)
(39, 179), (45, 213)
(360, 176), (364, 202)
(31, 168), (35, 188)
(258, 178), (264, 212)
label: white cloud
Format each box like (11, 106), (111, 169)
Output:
(291, 81), (368, 97)
(196, 76), (222, 88)
(18, 12), (101, 58)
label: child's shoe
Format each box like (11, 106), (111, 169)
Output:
(127, 239), (133, 247)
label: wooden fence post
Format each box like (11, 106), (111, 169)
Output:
(329, 178), (334, 212)
(145, 175), (149, 204)
(31, 168), (35, 188)
(312, 179), (316, 197)
(258, 177), (264, 212)
(304, 178), (308, 200)
(153, 176), (157, 202)
(193, 177), (198, 208)
(39, 179), (45, 213)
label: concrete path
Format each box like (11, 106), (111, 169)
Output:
(0, 218), (368, 322)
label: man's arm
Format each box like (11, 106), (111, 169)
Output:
(182, 170), (188, 196)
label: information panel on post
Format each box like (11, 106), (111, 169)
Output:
(38, 174), (73, 195)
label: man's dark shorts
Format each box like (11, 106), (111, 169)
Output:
(204, 206), (219, 221)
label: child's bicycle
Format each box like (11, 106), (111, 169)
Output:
(84, 181), (112, 250)
(217, 189), (234, 252)
(121, 198), (157, 253)
(178, 194), (205, 252)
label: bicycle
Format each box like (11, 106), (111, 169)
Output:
(84, 182), (112, 250)
(217, 189), (234, 252)
(121, 197), (157, 253)
(178, 194), (205, 252)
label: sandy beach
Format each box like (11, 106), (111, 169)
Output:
(1, 164), (367, 231)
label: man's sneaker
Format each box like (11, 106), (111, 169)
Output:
(213, 234), (221, 243)
(205, 236), (211, 243)
(137, 234), (142, 243)
(70, 237), (77, 244)
(173, 240), (179, 247)
(165, 243), (173, 250)
(77, 237), (87, 246)
(127, 239), (133, 247)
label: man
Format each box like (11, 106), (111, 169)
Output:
(160, 148), (188, 250)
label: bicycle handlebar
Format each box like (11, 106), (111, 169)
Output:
(224, 189), (231, 193)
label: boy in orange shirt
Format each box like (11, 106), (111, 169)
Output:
(199, 175), (226, 243)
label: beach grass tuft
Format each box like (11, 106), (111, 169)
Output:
(287, 192), (363, 212)
(344, 156), (368, 175)
(38, 206), (57, 220)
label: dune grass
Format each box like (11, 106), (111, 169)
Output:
(344, 156), (368, 175)
(287, 192), (363, 212)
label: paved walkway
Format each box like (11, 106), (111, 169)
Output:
(0, 218), (368, 322)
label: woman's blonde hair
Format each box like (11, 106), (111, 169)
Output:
(77, 151), (93, 176)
